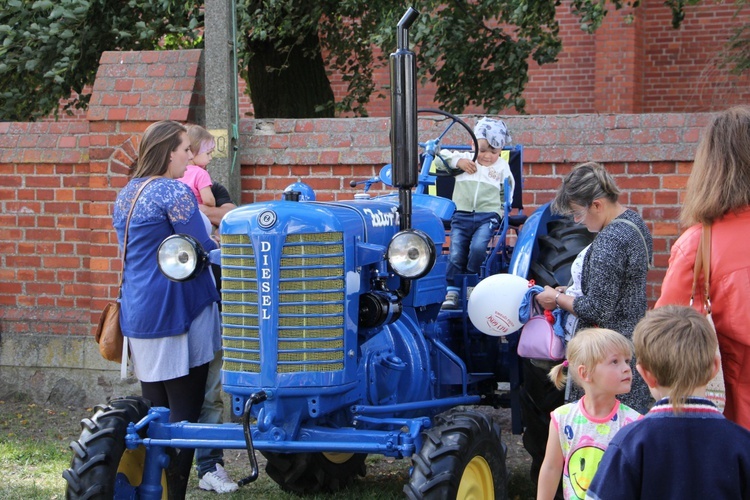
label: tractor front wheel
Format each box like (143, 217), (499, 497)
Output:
(262, 451), (367, 494)
(63, 396), (173, 499)
(405, 409), (507, 499)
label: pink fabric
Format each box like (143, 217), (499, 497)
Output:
(178, 165), (212, 204)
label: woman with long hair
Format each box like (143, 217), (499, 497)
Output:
(657, 105), (750, 430)
(113, 120), (221, 496)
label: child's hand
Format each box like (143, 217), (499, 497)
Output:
(456, 158), (477, 174)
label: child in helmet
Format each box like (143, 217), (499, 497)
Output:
(436, 117), (514, 309)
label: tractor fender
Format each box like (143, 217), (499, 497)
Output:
(508, 202), (554, 279)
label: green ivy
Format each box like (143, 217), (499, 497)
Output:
(0, 0), (745, 120)
(0, 0), (202, 121)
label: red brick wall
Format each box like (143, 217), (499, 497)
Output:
(641, 0), (750, 112)
(0, 48), (715, 347)
(239, 112), (707, 304)
(0, 121), (91, 335)
(0, 49), (205, 341)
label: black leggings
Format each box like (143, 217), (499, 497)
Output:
(141, 362), (210, 498)
(520, 358), (565, 499)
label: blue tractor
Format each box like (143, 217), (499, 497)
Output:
(64, 8), (592, 499)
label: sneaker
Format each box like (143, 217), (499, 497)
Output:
(199, 464), (239, 494)
(441, 290), (459, 310)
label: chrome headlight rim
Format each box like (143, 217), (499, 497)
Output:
(386, 229), (436, 279)
(157, 234), (207, 282)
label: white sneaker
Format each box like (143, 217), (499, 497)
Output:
(441, 290), (459, 310)
(199, 464), (239, 494)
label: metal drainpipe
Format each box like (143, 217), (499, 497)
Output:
(229, 0), (240, 174)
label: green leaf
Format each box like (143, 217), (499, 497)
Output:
(1, 0), (746, 121)
(31, 0), (54, 9)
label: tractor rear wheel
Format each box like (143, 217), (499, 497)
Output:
(529, 218), (595, 287)
(262, 451), (367, 494)
(63, 396), (173, 499)
(404, 409), (507, 499)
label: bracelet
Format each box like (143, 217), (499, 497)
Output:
(555, 292), (561, 309)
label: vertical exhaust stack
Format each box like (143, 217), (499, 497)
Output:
(390, 7), (419, 232)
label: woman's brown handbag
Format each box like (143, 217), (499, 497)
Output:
(95, 302), (123, 362)
(94, 178), (156, 362)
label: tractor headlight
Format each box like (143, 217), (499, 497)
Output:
(157, 234), (208, 282)
(386, 229), (435, 279)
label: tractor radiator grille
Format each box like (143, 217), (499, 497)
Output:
(220, 232), (346, 374)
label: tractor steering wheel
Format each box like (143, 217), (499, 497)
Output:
(369, 109), (479, 192)
(418, 108), (478, 175)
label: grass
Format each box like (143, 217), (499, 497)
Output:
(0, 396), (535, 499)
(0, 400), (80, 499)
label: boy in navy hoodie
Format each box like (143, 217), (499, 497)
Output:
(586, 306), (750, 500)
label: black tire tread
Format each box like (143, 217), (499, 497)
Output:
(262, 451), (367, 494)
(404, 409), (507, 500)
(530, 219), (595, 287)
(64, 396), (152, 500)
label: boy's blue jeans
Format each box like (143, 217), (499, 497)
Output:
(446, 211), (500, 287)
(196, 350), (225, 478)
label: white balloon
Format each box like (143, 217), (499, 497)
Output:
(468, 273), (530, 336)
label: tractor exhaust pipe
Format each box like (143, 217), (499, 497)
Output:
(390, 7), (419, 232)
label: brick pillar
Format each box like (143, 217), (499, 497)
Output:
(594, 5), (644, 113)
(86, 49), (205, 331)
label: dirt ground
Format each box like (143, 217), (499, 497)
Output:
(7, 395), (534, 498)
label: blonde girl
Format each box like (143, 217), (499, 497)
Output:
(178, 124), (217, 207)
(537, 328), (642, 500)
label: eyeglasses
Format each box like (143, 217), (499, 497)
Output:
(571, 205), (590, 223)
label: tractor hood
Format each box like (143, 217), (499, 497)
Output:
(220, 198), (446, 251)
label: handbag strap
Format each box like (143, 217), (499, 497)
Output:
(117, 177), (158, 296)
(609, 218), (652, 268)
(690, 224), (712, 314)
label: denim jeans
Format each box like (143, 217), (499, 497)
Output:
(446, 211), (500, 287)
(195, 350), (225, 478)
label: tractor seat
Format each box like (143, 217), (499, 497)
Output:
(508, 213), (527, 227)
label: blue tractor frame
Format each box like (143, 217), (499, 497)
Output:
(64, 7), (576, 500)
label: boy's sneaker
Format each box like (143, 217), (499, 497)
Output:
(199, 464), (238, 494)
(441, 290), (459, 310)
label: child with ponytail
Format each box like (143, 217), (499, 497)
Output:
(537, 328), (642, 500)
